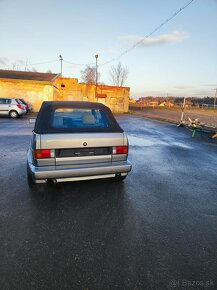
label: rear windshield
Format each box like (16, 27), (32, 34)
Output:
(16, 99), (23, 104)
(34, 102), (123, 134)
(52, 108), (110, 129)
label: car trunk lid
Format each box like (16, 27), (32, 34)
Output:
(40, 132), (124, 166)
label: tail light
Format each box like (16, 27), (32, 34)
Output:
(17, 104), (23, 109)
(34, 149), (55, 159)
(112, 146), (128, 155)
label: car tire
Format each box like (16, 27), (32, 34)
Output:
(27, 163), (35, 187)
(27, 162), (50, 192)
(9, 110), (19, 118)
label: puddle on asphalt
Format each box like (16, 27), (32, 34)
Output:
(172, 142), (192, 149)
(128, 135), (192, 149)
(128, 135), (166, 147)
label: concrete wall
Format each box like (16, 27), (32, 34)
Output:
(0, 78), (54, 112)
(0, 76), (130, 113)
(54, 78), (130, 113)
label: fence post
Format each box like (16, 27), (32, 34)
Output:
(180, 96), (186, 123)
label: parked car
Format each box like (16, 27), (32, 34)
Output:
(19, 98), (33, 113)
(0, 98), (26, 118)
(27, 101), (132, 185)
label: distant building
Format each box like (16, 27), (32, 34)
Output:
(129, 98), (137, 104)
(184, 100), (193, 107)
(159, 101), (174, 107)
(0, 70), (58, 112)
(138, 97), (159, 106)
(0, 70), (130, 113)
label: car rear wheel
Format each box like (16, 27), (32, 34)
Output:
(9, 110), (19, 118)
(27, 163), (35, 187)
(27, 162), (51, 192)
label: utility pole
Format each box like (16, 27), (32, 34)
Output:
(95, 54), (98, 99)
(180, 96), (186, 123)
(59, 55), (63, 76)
(24, 58), (29, 71)
(214, 88), (217, 109)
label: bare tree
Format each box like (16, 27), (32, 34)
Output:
(109, 62), (128, 87)
(80, 65), (100, 84)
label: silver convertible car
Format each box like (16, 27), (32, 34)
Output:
(27, 101), (132, 185)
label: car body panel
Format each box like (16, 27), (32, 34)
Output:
(27, 101), (132, 183)
(55, 155), (112, 166)
(19, 98), (32, 113)
(40, 132), (124, 149)
(0, 98), (26, 117)
(40, 132), (124, 166)
(28, 158), (131, 183)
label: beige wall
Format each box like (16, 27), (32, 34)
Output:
(0, 78), (54, 112)
(54, 78), (130, 113)
(96, 85), (129, 113)
(0, 76), (130, 113)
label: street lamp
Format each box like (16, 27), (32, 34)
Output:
(214, 88), (217, 108)
(95, 54), (98, 99)
(59, 55), (63, 76)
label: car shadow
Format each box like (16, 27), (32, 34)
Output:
(28, 178), (128, 209)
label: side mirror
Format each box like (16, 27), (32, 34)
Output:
(29, 118), (36, 124)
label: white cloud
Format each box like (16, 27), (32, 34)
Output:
(120, 31), (190, 47)
(0, 57), (9, 65)
(193, 89), (214, 96)
(202, 84), (217, 87)
(17, 59), (25, 65)
(173, 85), (194, 90)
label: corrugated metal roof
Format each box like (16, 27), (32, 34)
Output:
(0, 70), (59, 82)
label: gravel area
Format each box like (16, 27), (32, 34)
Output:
(130, 108), (217, 128)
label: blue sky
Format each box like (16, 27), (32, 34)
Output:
(0, 0), (216, 98)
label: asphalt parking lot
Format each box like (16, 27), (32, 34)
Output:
(1, 114), (217, 290)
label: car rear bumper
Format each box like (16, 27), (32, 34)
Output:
(17, 108), (26, 115)
(28, 161), (132, 183)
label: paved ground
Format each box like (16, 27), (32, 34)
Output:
(130, 107), (217, 127)
(0, 114), (217, 290)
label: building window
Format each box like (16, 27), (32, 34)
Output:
(110, 97), (117, 105)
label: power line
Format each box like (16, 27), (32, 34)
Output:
(0, 0), (194, 70)
(45, 0), (195, 68)
(28, 60), (58, 66)
(3, 60), (59, 67)
(0, 60), (59, 71)
(100, 0), (195, 66)
(63, 59), (95, 67)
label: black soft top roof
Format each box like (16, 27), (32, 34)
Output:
(34, 101), (123, 134)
